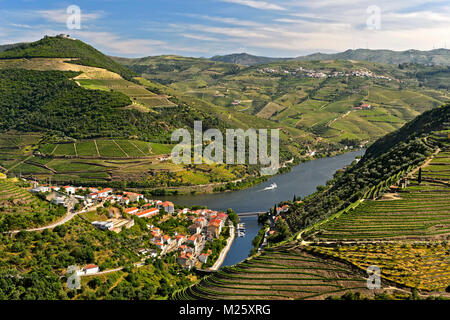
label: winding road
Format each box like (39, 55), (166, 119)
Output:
(5, 203), (103, 234)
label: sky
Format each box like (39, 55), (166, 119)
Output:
(0, 0), (449, 58)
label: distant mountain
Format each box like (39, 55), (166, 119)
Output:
(295, 48), (450, 66)
(210, 53), (289, 66)
(0, 43), (25, 52)
(210, 49), (450, 66)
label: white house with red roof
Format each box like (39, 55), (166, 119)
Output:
(123, 191), (144, 202)
(62, 186), (76, 195)
(124, 207), (139, 215)
(160, 201), (174, 214)
(97, 188), (113, 198)
(207, 219), (223, 238)
(81, 264), (99, 275)
(176, 235), (186, 246)
(135, 208), (159, 218)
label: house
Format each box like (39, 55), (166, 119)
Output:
(123, 191), (144, 202)
(155, 241), (165, 250)
(161, 201), (174, 214)
(30, 186), (50, 193)
(217, 212), (228, 221)
(186, 234), (201, 250)
(162, 235), (172, 245)
(62, 186), (76, 195)
(97, 188), (113, 198)
(124, 207), (139, 215)
(189, 223), (202, 235)
(92, 220), (114, 231)
(198, 253), (210, 264)
(176, 235), (186, 246)
(361, 103), (371, 109)
(135, 208), (159, 218)
(194, 217), (206, 228)
(207, 219), (222, 238)
(389, 185), (399, 193)
(177, 254), (191, 269)
(82, 264), (99, 275)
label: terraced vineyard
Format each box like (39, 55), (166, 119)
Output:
(174, 244), (379, 300)
(305, 243), (450, 291)
(0, 178), (66, 231)
(312, 148), (450, 241)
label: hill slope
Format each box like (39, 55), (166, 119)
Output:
(0, 36), (136, 79)
(210, 53), (288, 66)
(296, 48), (450, 66)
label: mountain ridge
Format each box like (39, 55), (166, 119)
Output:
(211, 48), (450, 66)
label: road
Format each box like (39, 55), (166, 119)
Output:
(209, 222), (235, 271)
(5, 203), (103, 234)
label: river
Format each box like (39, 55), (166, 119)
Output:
(160, 149), (365, 266)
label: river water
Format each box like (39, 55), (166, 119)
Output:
(161, 149), (365, 266)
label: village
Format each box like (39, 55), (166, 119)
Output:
(28, 182), (232, 273)
(257, 66), (394, 81)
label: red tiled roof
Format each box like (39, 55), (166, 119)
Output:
(83, 264), (98, 270)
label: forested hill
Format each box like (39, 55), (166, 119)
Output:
(283, 104), (449, 232)
(0, 36), (136, 80)
(0, 69), (222, 141)
(363, 104), (450, 160)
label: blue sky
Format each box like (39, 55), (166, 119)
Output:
(0, 0), (449, 57)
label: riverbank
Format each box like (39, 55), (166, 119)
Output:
(125, 148), (364, 196)
(209, 222), (235, 271)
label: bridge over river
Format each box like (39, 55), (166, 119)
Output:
(236, 211), (266, 217)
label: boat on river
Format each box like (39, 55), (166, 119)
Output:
(264, 183), (277, 190)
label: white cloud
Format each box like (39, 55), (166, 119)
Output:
(220, 0), (286, 11)
(70, 31), (166, 56)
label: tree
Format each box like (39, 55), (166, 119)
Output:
(226, 208), (238, 227)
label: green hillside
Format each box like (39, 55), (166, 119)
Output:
(121, 56), (448, 144)
(0, 36), (136, 79)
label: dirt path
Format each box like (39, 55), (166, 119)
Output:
(5, 204), (103, 234)
(5, 155), (33, 173)
(93, 140), (101, 157)
(73, 143), (78, 157)
(407, 147), (441, 179)
(50, 144), (58, 155)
